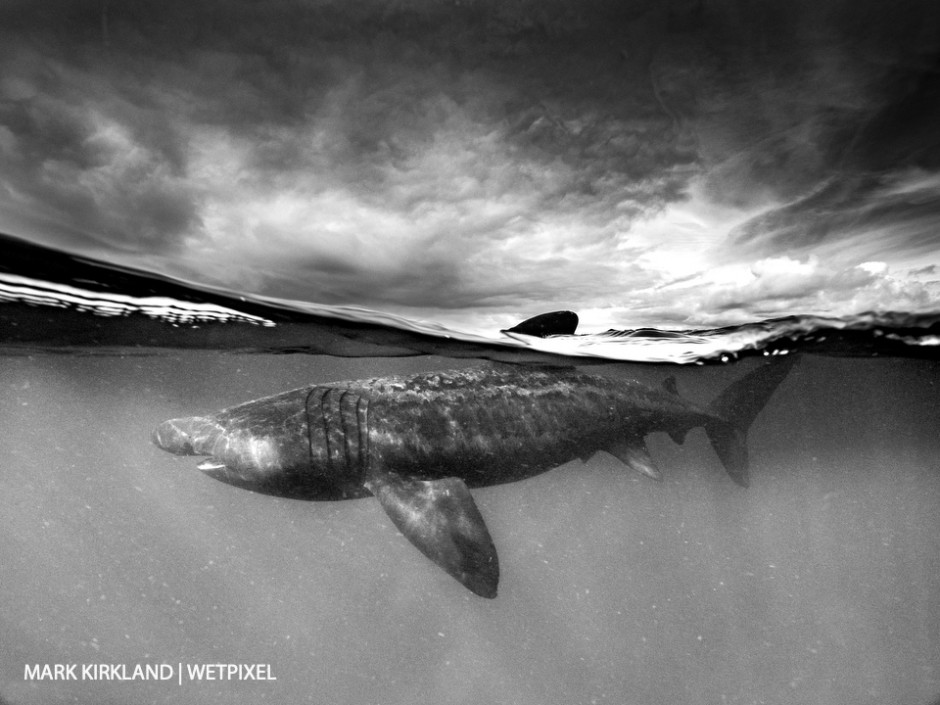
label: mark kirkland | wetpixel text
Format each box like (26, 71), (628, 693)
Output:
(24, 663), (276, 682)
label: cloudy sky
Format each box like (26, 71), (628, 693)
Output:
(1, 0), (939, 334)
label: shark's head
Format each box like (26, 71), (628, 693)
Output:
(152, 415), (288, 485)
(151, 406), (370, 501)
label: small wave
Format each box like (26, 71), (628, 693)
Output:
(1, 232), (937, 364)
(499, 312), (940, 364)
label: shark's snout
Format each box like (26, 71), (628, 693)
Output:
(151, 417), (223, 456)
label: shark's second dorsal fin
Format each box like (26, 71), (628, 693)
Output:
(661, 377), (687, 444)
(366, 472), (499, 598)
(662, 376), (679, 396)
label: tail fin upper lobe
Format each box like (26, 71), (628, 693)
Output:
(704, 355), (798, 487)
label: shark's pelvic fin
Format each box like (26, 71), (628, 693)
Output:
(366, 472), (499, 599)
(667, 429), (688, 445)
(607, 438), (663, 481)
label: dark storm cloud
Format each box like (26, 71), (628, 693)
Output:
(0, 0), (690, 239)
(0, 12), (199, 252)
(0, 0), (938, 330)
(723, 41), (940, 262)
(729, 172), (940, 260)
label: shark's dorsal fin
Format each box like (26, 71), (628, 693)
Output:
(501, 310), (578, 337)
(366, 472), (499, 598)
(607, 438), (662, 481)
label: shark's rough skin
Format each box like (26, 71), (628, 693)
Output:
(152, 360), (795, 598)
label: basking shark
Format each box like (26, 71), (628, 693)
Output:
(152, 355), (795, 598)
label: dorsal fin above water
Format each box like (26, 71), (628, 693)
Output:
(502, 310), (578, 338)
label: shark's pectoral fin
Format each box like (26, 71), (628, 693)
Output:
(366, 472), (499, 599)
(607, 438), (662, 481)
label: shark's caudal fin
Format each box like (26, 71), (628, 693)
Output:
(704, 355), (798, 487)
